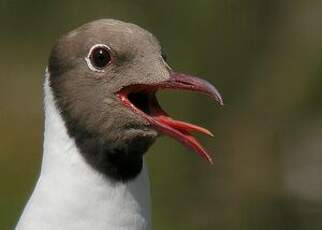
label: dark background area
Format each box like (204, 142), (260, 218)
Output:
(1, 0), (322, 229)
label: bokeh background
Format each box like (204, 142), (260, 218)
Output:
(1, 0), (322, 229)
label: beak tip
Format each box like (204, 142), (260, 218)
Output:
(214, 95), (224, 106)
(209, 87), (224, 106)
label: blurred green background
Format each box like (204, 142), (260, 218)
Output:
(1, 0), (322, 229)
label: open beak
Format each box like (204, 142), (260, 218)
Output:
(117, 72), (223, 164)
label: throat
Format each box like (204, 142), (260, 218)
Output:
(65, 119), (152, 181)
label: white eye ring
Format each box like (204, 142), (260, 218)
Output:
(85, 44), (112, 73)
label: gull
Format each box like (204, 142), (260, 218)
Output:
(16, 19), (223, 230)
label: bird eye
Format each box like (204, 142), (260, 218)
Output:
(86, 44), (112, 72)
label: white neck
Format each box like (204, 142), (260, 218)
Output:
(16, 75), (151, 230)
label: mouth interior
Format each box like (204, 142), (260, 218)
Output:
(118, 86), (215, 164)
(127, 92), (151, 115)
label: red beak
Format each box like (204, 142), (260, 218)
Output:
(117, 72), (223, 164)
(156, 72), (223, 106)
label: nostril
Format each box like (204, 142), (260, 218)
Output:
(176, 80), (195, 87)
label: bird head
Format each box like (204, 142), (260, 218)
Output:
(48, 19), (223, 181)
